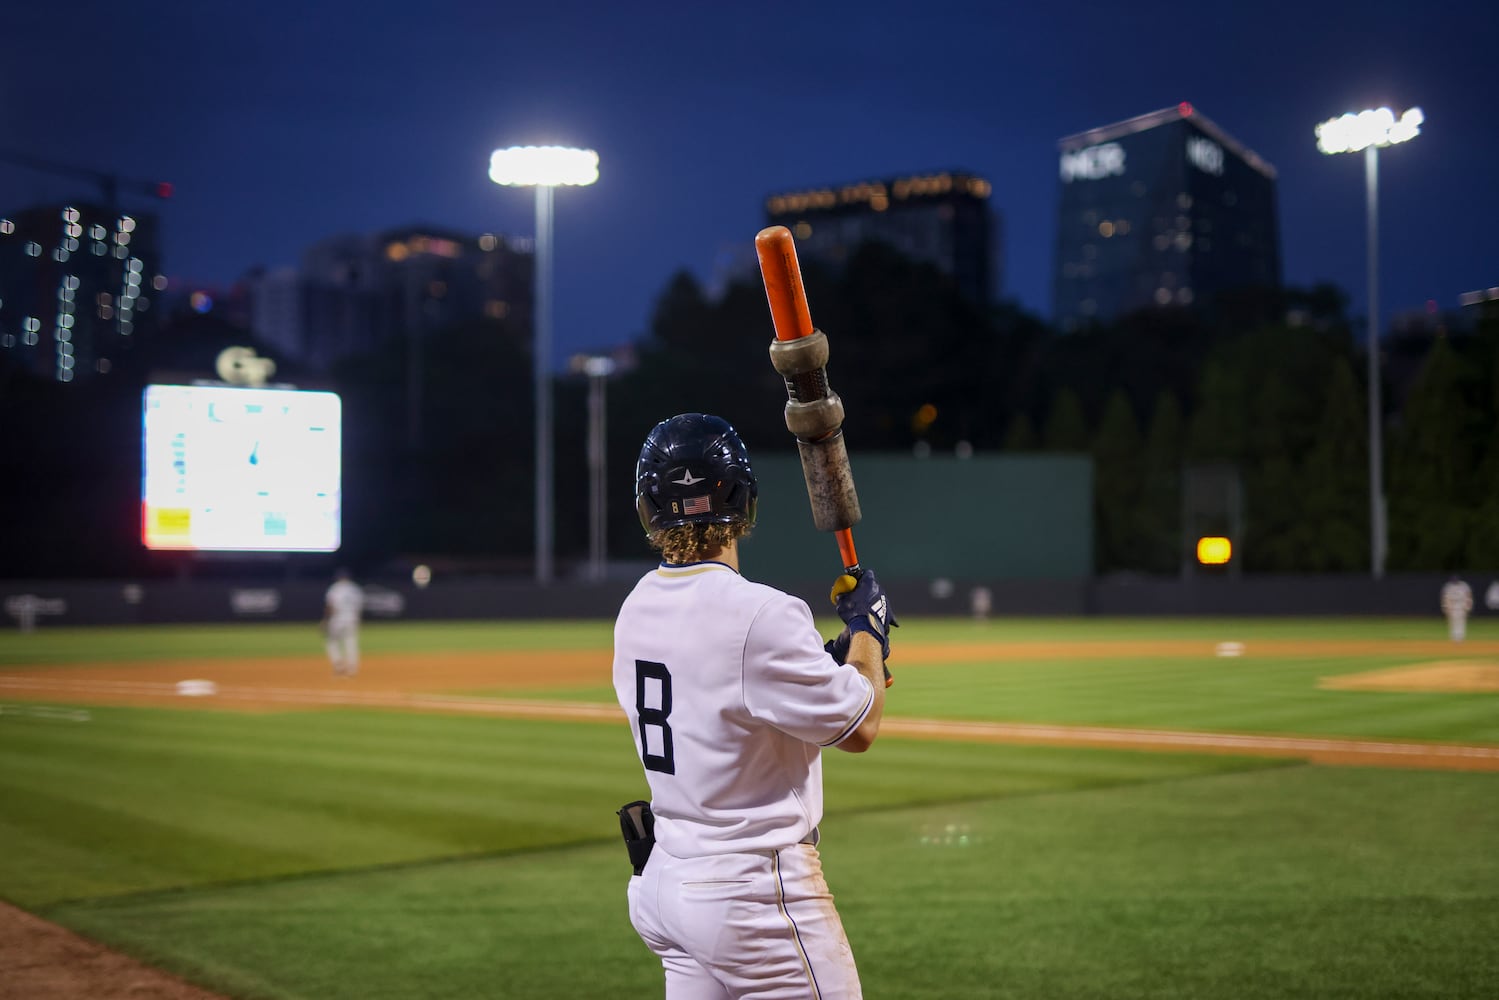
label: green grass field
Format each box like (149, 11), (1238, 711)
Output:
(2, 618), (1497, 998)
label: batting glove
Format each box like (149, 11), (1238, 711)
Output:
(830, 569), (897, 660)
(824, 628), (852, 665)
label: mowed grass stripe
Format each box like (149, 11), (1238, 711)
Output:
(41, 763), (1499, 1000)
(884, 649), (1499, 742)
(0, 620), (619, 667)
(3, 616), (1489, 670)
(0, 707), (646, 908)
(0, 704), (1269, 911)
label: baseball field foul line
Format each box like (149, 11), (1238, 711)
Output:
(3, 676), (1497, 772)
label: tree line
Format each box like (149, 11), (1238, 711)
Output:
(2, 241), (1494, 578)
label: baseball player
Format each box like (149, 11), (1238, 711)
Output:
(1441, 575), (1473, 642)
(321, 568), (365, 675)
(613, 413), (893, 999)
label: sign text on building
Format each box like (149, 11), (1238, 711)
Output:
(1186, 136), (1225, 176)
(1059, 143), (1126, 183)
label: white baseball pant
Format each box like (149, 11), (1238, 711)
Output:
(326, 621), (360, 675)
(627, 841), (862, 999)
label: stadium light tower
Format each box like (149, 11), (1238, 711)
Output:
(489, 145), (599, 584)
(1315, 106), (1422, 581)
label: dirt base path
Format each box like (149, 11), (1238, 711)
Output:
(0, 902), (229, 1000)
(3, 647), (1498, 772)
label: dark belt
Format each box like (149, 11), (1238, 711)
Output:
(800, 827), (820, 846)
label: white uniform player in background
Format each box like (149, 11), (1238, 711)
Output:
(322, 568), (365, 676)
(613, 413), (893, 1000)
(1441, 575), (1473, 642)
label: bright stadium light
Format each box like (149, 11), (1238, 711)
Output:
(1314, 106), (1422, 580)
(489, 144), (599, 584)
(1315, 107), (1423, 154)
(488, 146), (599, 187)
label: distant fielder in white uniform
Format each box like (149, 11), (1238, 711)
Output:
(322, 568), (365, 675)
(1441, 575), (1473, 642)
(613, 413), (893, 1000)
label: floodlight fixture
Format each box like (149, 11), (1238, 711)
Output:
(488, 146), (599, 187)
(487, 143), (599, 584)
(1315, 107), (1423, 155)
(1313, 105), (1423, 579)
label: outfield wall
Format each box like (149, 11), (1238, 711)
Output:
(2, 573), (1491, 628)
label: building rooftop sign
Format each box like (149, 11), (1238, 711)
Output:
(1058, 103), (1277, 181)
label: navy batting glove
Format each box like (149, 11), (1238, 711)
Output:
(824, 628), (852, 665)
(830, 569), (897, 659)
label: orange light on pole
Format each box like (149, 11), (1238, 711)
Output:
(1196, 536), (1233, 566)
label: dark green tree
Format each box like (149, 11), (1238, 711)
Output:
(1241, 374), (1302, 570)
(1386, 337), (1486, 570)
(1139, 391), (1185, 574)
(1002, 411), (1038, 451)
(1295, 359), (1369, 571)
(1042, 388), (1089, 451)
(1185, 360), (1247, 463)
(1093, 390), (1145, 571)
(1468, 426), (1499, 569)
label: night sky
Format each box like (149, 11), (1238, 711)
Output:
(3, 1), (1494, 367)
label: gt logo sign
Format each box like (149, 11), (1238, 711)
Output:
(1187, 136), (1225, 176)
(1060, 143), (1126, 182)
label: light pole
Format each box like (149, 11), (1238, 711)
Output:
(1315, 106), (1422, 580)
(489, 145), (599, 583)
(572, 354), (617, 582)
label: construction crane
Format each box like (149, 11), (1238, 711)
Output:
(0, 148), (171, 212)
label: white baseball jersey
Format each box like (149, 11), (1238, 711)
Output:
(1442, 580), (1472, 616)
(325, 579), (364, 626)
(612, 561), (875, 858)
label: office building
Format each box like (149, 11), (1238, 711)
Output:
(765, 170), (999, 304)
(1052, 104), (1281, 331)
(0, 202), (165, 381)
(246, 225), (533, 371)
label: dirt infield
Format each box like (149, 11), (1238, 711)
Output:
(3, 642), (1499, 772)
(1321, 660), (1499, 693)
(0, 902), (229, 1000)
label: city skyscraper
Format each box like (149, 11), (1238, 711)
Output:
(0, 203), (165, 381)
(764, 170), (1000, 305)
(1052, 104), (1280, 331)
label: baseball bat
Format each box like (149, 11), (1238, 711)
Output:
(754, 224), (892, 686)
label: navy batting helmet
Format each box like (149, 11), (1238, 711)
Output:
(636, 413), (758, 533)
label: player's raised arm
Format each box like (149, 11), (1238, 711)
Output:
(828, 569), (894, 752)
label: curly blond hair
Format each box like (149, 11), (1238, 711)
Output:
(648, 521), (753, 565)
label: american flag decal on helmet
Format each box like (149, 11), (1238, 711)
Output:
(683, 495), (713, 515)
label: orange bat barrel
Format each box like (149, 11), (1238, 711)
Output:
(755, 226), (815, 342)
(754, 225), (862, 550)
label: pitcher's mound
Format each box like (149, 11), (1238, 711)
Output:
(1321, 661), (1499, 693)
